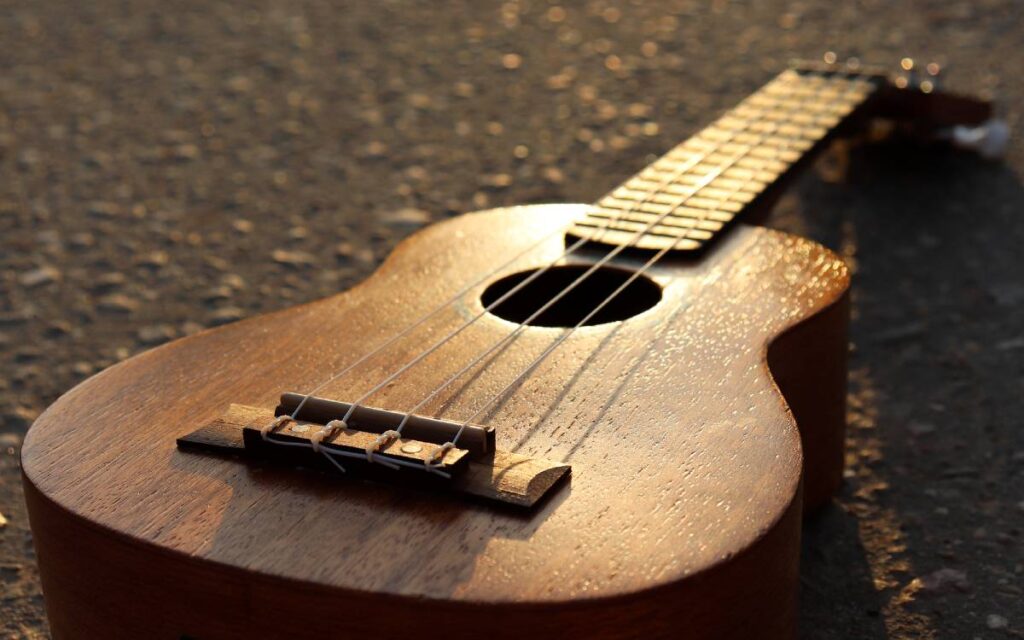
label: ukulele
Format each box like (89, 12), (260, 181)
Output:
(22, 57), (1001, 639)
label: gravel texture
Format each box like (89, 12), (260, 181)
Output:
(1, 1), (1022, 638)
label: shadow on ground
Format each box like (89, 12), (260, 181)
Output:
(789, 143), (1024, 639)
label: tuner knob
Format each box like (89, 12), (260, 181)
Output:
(921, 61), (943, 92)
(896, 57), (917, 89)
(949, 119), (1011, 159)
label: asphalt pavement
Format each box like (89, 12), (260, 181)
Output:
(1, 1), (1021, 637)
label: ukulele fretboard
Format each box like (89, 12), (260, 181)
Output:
(569, 70), (879, 253)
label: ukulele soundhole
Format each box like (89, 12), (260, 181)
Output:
(481, 265), (661, 327)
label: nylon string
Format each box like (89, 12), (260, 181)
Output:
(266, 70), (870, 473)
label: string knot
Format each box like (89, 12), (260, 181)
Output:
(260, 414), (293, 441)
(311, 419), (346, 453)
(365, 429), (401, 463)
(424, 441), (456, 473)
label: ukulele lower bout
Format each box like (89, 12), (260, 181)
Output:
(22, 204), (849, 639)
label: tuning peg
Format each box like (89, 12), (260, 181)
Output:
(895, 57), (945, 92)
(947, 119), (1011, 159)
(918, 61), (943, 93)
(895, 57), (916, 89)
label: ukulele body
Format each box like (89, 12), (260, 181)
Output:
(22, 203), (849, 639)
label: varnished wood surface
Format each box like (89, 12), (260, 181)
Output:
(22, 204), (850, 639)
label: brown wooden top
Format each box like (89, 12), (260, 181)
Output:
(22, 204), (849, 607)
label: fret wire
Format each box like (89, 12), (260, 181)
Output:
(575, 218), (717, 241)
(615, 180), (763, 198)
(587, 207), (726, 231)
(625, 178), (768, 196)
(586, 208), (726, 232)
(611, 186), (756, 205)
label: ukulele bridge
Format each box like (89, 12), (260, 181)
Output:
(177, 393), (570, 508)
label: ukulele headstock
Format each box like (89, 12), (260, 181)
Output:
(792, 53), (1008, 158)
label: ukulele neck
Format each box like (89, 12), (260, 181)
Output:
(569, 69), (882, 254)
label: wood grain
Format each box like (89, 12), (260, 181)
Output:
(22, 203), (849, 639)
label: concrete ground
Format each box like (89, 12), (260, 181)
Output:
(1, 1), (1021, 637)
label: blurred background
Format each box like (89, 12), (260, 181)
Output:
(1, 1), (1022, 637)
